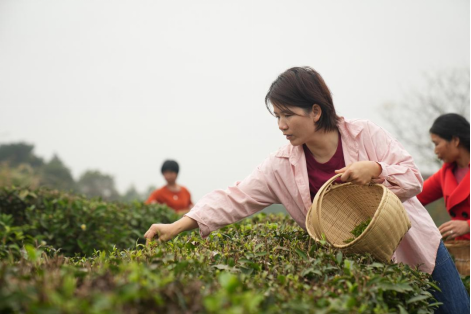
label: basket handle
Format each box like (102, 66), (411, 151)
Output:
(321, 173), (346, 193)
(306, 173), (346, 241)
(322, 173), (376, 192)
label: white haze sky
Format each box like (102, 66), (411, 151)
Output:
(0, 0), (469, 202)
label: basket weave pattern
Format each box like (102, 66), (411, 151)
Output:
(444, 240), (470, 276)
(306, 174), (411, 262)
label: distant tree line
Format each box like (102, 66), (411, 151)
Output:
(0, 142), (154, 202)
(382, 68), (469, 173)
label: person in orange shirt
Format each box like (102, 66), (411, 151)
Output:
(145, 160), (193, 215)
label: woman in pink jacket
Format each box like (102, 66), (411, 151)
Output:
(145, 67), (469, 313)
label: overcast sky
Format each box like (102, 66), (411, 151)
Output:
(0, 0), (469, 202)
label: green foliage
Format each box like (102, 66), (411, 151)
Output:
(0, 189), (441, 313)
(0, 142), (44, 168)
(344, 217), (372, 244)
(0, 213), (33, 260)
(0, 162), (41, 189)
(0, 143), (76, 192)
(40, 154), (76, 192)
(0, 213), (439, 313)
(462, 275), (470, 294)
(0, 186), (179, 257)
(0, 142), (125, 201)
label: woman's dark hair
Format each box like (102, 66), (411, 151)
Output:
(161, 160), (179, 174)
(265, 66), (339, 132)
(430, 113), (470, 152)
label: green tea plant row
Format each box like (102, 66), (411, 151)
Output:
(0, 187), (444, 313)
(0, 186), (179, 257)
(1, 213), (440, 313)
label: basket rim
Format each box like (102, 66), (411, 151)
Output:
(444, 240), (470, 248)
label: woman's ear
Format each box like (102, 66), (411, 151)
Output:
(311, 104), (322, 123)
(451, 136), (461, 148)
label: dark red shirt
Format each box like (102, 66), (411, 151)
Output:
(303, 134), (346, 201)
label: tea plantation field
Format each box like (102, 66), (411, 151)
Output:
(0, 187), (449, 313)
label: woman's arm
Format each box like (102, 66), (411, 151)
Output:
(365, 121), (424, 202)
(416, 170), (443, 206)
(185, 156), (280, 238)
(144, 156), (280, 241)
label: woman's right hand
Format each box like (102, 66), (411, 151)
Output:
(144, 223), (176, 243)
(144, 216), (199, 244)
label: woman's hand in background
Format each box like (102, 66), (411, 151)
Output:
(335, 161), (382, 185)
(439, 220), (470, 240)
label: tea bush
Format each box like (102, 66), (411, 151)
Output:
(0, 188), (446, 313)
(0, 186), (179, 257)
(0, 214), (440, 314)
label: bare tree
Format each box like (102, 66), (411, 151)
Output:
(382, 68), (470, 174)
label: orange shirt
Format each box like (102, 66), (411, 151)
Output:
(145, 186), (193, 211)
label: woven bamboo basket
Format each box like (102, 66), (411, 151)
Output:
(444, 240), (470, 276)
(306, 173), (411, 262)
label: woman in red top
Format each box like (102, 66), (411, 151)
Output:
(417, 114), (470, 240)
(146, 160), (193, 215)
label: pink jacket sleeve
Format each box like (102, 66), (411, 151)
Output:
(366, 121), (424, 202)
(185, 156), (280, 237)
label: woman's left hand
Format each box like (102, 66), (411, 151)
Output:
(335, 161), (382, 185)
(439, 220), (470, 240)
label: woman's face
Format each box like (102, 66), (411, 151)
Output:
(273, 105), (318, 146)
(431, 133), (460, 163)
(162, 171), (178, 185)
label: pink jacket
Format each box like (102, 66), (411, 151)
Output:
(186, 118), (441, 274)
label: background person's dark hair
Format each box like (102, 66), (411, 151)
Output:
(161, 160), (179, 174)
(430, 113), (470, 152)
(265, 66), (339, 132)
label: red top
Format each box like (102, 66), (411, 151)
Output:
(417, 163), (470, 240)
(145, 185), (193, 211)
(303, 134), (346, 201)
